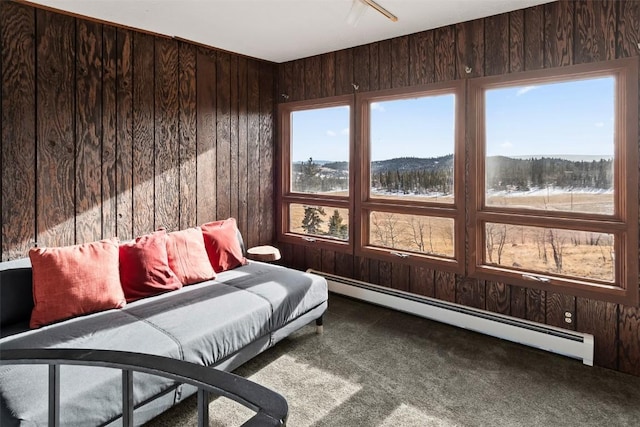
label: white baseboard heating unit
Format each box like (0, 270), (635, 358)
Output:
(308, 270), (594, 366)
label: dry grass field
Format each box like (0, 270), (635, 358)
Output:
(288, 192), (615, 282)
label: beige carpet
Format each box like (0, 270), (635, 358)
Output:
(147, 294), (640, 426)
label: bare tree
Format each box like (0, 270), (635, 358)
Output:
(535, 230), (548, 264)
(486, 224), (507, 264)
(409, 216), (433, 253)
(371, 212), (401, 248)
(547, 229), (565, 273)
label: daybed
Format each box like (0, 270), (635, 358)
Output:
(0, 223), (327, 426)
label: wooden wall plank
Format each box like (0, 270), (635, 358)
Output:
(75, 20), (103, 243)
(456, 20), (484, 79)
(292, 242), (305, 271)
(484, 13), (509, 76)
(154, 38), (180, 232)
(196, 49), (217, 224)
(618, 306), (640, 376)
(1, 2), (36, 260)
(246, 60), (260, 248)
(456, 277), (485, 309)
(544, 0), (574, 68)
(216, 52), (231, 221)
(435, 271), (455, 302)
(102, 25), (117, 239)
(391, 263), (410, 292)
(335, 48), (354, 96)
(617, 0), (640, 59)
(378, 260), (392, 288)
(510, 285), (527, 318)
(353, 45), (370, 92)
(305, 246), (322, 272)
(259, 63), (275, 244)
(368, 258), (379, 285)
(546, 292), (576, 330)
(509, 10), (525, 73)
(409, 31), (434, 86)
(526, 289), (546, 323)
(485, 281), (510, 315)
(354, 255), (369, 283)
(230, 55), (239, 225)
(291, 59), (304, 102)
(524, 5), (544, 70)
(36, 9), (75, 247)
(321, 249), (335, 275)
(335, 252), (354, 279)
(410, 265), (435, 298)
(132, 32), (155, 236)
(237, 57), (249, 238)
(434, 26), (456, 81)
(115, 28), (133, 240)
(304, 55), (322, 99)
(321, 52), (335, 98)
(574, 0), (616, 64)
(178, 42), (197, 229)
(577, 298), (618, 369)
(368, 42), (380, 91)
(378, 40), (392, 89)
(391, 36), (409, 88)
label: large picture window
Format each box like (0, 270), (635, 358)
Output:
(278, 57), (637, 304)
(278, 96), (353, 248)
(357, 83), (465, 271)
(469, 58), (638, 304)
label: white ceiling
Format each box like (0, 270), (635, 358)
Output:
(24, 0), (555, 63)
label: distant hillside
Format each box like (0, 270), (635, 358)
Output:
(323, 155), (454, 173)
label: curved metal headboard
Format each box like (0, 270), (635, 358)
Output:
(0, 348), (288, 427)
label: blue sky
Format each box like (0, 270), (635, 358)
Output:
(291, 76), (614, 162)
(486, 76), (614, 158)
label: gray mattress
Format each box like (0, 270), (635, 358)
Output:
(0, 261), (328, 426)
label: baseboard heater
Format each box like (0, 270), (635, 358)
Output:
(308, 270), (594, 366)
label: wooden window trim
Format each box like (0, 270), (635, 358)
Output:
(468, 57), (639, 305)
(277, 95), (355, 252)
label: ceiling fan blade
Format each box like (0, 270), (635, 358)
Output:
(362, 0), (398, 22)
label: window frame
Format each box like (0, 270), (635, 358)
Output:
(468, 57), (638, 305)
(277, 95), (355, 252)
(355, 82), (466, 273)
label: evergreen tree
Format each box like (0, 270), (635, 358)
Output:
(301, 206), (326, 235)
(327, 210), (348, 240)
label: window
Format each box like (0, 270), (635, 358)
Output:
(469, 58), (638, 304)
(357, 83), (465, 270)
(278, 96), (353, 248)
(278, 57), (637, 305)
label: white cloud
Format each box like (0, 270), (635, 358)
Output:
(500, 141), (513, 149)
(340, 128), (349, 136)
(516, 86), (537, 96)
(326, 130), (337, 137)
(370, 102), (385, 112)
(595, 122), (604, 128)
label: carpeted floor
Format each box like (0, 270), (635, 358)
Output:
(147, 294), (640, 426)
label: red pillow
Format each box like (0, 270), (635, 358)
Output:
(29, 238), (126, 328)
(201, 218), (247, 272)
(166, 227), (216, 285)
(119, 230), (182, 302)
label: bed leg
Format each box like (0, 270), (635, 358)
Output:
(315, 317), (324, 335)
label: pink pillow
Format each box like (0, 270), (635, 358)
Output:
(29, 238), (125, 328)
(201, 218), (248, 272)
(166, 227), (216, 285)
(119, 230), (182, 302)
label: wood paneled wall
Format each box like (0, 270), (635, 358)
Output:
(1, 2), (276, 261)
(277, 0), (640, 375)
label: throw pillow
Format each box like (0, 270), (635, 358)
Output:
(29, 238), (125, 328)
(166, 227), (216, 285)
(119, 230), (182, 302)
(200, 218), (248, 272)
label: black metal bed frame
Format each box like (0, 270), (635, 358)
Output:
(0, 348), (288, 427)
